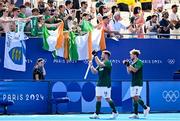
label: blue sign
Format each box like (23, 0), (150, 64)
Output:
(0, 38), (180, 80)
(149, 81), (180, 111)
(0, 81), (51, 114)
(0, 37), (180, 113)
(51, 81), (122, 113)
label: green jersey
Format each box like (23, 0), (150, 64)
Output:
(97, 60), (112, 87)
(18, 13), (26, 18)
(31, 17), (39, 36)
(45, 15), (56, 30)
(131, 59), (143, 86)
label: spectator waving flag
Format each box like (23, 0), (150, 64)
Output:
(4, 32), (27, 72)
(42, 22), (106, 61)
(80, 19), (94, 32)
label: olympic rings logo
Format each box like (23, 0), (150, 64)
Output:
(162, 90), (179, 102)
(167, 59), (175, 65)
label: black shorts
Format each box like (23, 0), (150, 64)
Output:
(118, 3), (129, 11)
(141, 2), (152, 11)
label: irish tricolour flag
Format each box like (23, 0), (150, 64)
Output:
(42, 22), (106, 60)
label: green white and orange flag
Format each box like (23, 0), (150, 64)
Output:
(42, 22), (106, 61)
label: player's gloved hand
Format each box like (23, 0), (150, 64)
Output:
(92, 50), (97, 57)
(123, 60), (130, 67)
(89, 61), (92, 67)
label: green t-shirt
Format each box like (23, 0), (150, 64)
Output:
(31, 17), (39, 36)
(97, 60), (112, 87)
(18, 13), (26, 18)
(45, 15), (56, 30)
(131, 59), (143, 86)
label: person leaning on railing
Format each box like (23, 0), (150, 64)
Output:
(0, 8), (13, 35)
(108, 11), (127, 34)
(159, 11), (174, 39)
(43, 7), (57, 31)
(169, 4), (180, 39)
(128, 16), (138, 38)
(133, 7), (145, 38)
(0, 2), (4, 17)
(145, 14), (160, 39)
(58, 4), (70, 31)
(101, 16), (123, 39)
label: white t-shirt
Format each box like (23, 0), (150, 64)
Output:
(145, 20), (159, 33)
(169, 12), (180, 35)
(25, 7), (32, 17)
(169, 12), (179, 22)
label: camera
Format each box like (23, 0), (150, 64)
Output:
(175, 23), (180, 29)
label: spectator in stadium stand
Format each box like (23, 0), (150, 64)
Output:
(0, 8), (12, 34)
(154, 4), (163, 22)
(67, 9), (76, 31)
(47, 0), (56, 16)
(102, 16), (122, 39)
(97, 5), (108, 23)
(95, 0), (104, 13)
(12, 7), (30, 34)
(145, 14), (160, 38)
(139, 0), (152, 12)
(33, 58), (46, 81)
(7, 2), (15, 17)
(79, 12), (93, 33)
(11, 7), (20, 31)
(152, 0), (165, 12)
(65, 0), (73, 15)
(169, 4), (180, 39)
(30, 8), (41, 36)
(111, 5), (118, 15)
(133, 6), (145, 38)
(80, 1), (95, 21)
(109, 12), (127, 33)
(38, 0), (45, 14)
(128, 16), (138, 38)
(80, 1), (88, 13)
(0, 2), (4, 17)
(32, 8), (39, 16)
(18, 5), (26, 18)
(159, 11), (174, 38)
(24, 2), (32, 17)
(58, 4), (69, 30)
(44, 7), (56, 30)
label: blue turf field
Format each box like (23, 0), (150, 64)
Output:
(0, 113), (180, 121)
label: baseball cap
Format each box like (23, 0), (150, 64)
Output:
(172, 4), (179, 9)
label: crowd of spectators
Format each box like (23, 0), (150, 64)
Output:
(0, 0), (179, 39)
